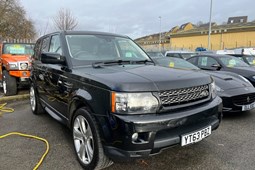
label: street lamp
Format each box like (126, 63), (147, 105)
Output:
(208, 0), (213, 50)
(159, 16), (162, 51)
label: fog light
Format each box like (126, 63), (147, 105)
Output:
(132, 133), (138, 142)
(22, 72), (27, 76)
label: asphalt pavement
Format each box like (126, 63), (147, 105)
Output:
(0, 100), (255, 170)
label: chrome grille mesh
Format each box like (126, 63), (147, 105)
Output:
(159, 84), (210, 107)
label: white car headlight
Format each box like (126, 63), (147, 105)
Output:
(111, 92), (159, 114)
(210, 81), (217, 99)
(8, 63), (19, 70)
(20, 63), (28, 70)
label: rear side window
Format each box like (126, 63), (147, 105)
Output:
(166, 53), (180, 58)
(41, 36), (50, 53)
(49, 35), (62, 54)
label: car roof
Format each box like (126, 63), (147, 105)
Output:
(165, 50), (196, 54)
(44, 30), (128, 38)
(195, 54), (234, 58)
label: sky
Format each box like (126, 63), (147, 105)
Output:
(20, 0), (255, 39)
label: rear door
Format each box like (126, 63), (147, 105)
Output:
(33, 34), (68, 120)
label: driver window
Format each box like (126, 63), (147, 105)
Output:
(49, 35), (62, 54)
(198, 56), (218, 68)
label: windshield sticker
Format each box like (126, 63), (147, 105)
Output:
(169, 62), (175, 68)
(252, 60), (255, 64)
(125, 52), (132, 58)
(9, 45), (25, 54)
(201, 57), (207, 66)
(229, 59), (236, 66)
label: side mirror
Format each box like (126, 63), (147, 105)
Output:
(211, 64), (222, 70)
(41, 52), (66, 65)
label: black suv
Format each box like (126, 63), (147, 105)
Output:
(30, 31), (222, 169)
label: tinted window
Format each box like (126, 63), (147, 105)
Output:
(166, 53), (180, 58)
(155, 57), (199, 70)
(187, 57), (197, 65)
(198, 56), (218, 67)
(49, 35), (62, 54)
(219, 56), (249, 67)
(34, 39), (42, 60)
(244, 56), (255, 65)
(41, 36), (50, 53)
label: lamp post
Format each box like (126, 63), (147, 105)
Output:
(208, 0), (213, 50)
(159, 16), (162, 51)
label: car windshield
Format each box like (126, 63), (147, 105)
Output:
(65, 34), (151, 66)
(244, 56), (255, 65)
(146, 52), (164, 58)
(3, 43), (34, 55)
(181, 53), (197, 59)
(154, 57), (200, 70)
(219, 56), (249, 67)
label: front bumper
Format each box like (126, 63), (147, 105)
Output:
(9, 70), (30, 78)
(219, 86), (255, 112)
(103, 96), (222, 160)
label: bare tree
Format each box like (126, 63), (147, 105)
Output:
(0, 0), (36, 39)
(53, 8), (78, 31)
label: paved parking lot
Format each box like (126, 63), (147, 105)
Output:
(0, 99), (255, 170)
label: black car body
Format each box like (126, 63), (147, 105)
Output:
(187, 54), (255, 87)
(30, 31), (222, 169)
(153, 57), (255, 112)
(228, 54), (255, 66)
(165, 51), (197, 60)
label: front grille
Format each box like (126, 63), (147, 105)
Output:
(233, 93), (255, 105)
(159, 84), (210, 107)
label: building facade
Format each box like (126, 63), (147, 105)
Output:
(135, 17), (255, 51)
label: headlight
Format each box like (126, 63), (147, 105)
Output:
(8, 63), (18, 70)
(215, 85), (224, 92)
(239, 75), (253, 86)
(210, 81), (217, 99)
(111, 92), (159, 114)
(20, 63), (28, 70)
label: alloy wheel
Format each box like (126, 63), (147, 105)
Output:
(30, 86), (36, 111)
(73, 115), (94, 165)
(3, 80), (7, 94)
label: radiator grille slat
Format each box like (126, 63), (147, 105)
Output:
(159, 84), (210, 107)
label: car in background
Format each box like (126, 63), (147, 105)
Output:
(153, 57), (255, 112)
(165, 51), (197, 60)
(234, 48), (255, 56)
(187, 54), (255, 87)
(146, 51), (165, 58)
(227, 54), (255, 66)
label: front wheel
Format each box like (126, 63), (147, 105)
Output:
(72, 107), (113, 170)
(2, 70), (17, 96)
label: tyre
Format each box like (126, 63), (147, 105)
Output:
(72, 107), (113, 170)
(2, 70), (17, 96)
(30, 84), (45, 115)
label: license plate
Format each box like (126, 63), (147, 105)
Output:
(242, 102), (255, 111)
(181, 126), (211, 146)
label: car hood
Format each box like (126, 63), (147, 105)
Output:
(72, 65), (212, 92)
(2, 54), (30, 63)
(203, 71), (252, 90)
(224, 67), (255, 77)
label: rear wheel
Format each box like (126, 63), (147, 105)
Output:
(3, 70), (17, 96)
(30, 85), (44, 115)
(72, 107), (113, 170)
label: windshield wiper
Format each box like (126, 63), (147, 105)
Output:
(92, 60), (132, 68)
(132, 59), (155, 65)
